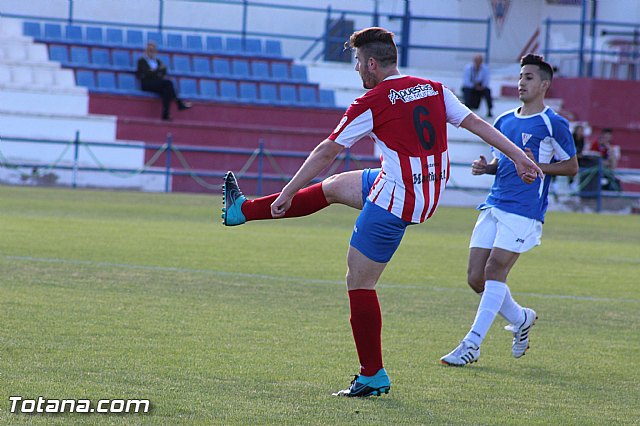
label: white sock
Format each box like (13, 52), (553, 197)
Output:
(477, 289), (513, 323)
(499, 285), (525, 326)
(463, 280), (507, 347)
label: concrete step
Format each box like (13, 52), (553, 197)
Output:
(0, 87), (88, 115)
(0, 17), (24, 37)
(448, 136), (493, 163)
(0, 63), (76, 88)
(0, 39), (49, 62)
(0, 109), (116, 142)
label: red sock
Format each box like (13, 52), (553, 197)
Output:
(348, 289), (383, 376)
(241, 182), (329, 221)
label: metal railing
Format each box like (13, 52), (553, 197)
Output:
(2, 134), (638, 212)
(543, 16), (640, 79)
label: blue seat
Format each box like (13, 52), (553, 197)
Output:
(44, 23), (62, 40)
(265, 40), (282, 57)
(65, 25), (82, 42)
(200, 79), (218, 99)
(97, 71), (116, 89)
(192, 56), (211, 74)
(147, 31), (163, 46)
(245, 38), (262, 54)
(291, 64), (308, 82)
(49, 45), (69, 64)
(106, 28), (124, 45)
(299, 86), (317, 104)
(86, 26), (103, 44)
(76, 70), (95, 88)
(271, 62), (289, 80)
(167, 33), (183, 50)
(186, 35), (203, 51)
(206, 35), (223, 52)
(279, 84), (297, 104)
(173, 55), (191, 73)
(226, 37), (243, 53)
(319, 89), (336, 107)
(179, 78), (198, 97)
(23, 21), (41, 38)
(219, 81), (237, 99)
(259, 83), (277, 103)
(239, 82), (258, 101)
(126, 30), (144, 47)
(112, 49), (131, 68)
(231, 59), (250, 77)
(91, 48), (110, 66)
(70, 47), (90, 65)
(212, 58), (231, 77)
(118, 73), (137, 91)
(156, 53), (171, 67)
(251, 61), (270, 79)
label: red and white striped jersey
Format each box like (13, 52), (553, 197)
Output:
(329, 75), (471, 223)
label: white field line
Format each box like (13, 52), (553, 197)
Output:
(4, 255), (639, 304)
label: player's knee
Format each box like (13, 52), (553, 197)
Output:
(484, 258), (509, 282)
(467, 270), (485, 293)
(322, 174), (340, 204)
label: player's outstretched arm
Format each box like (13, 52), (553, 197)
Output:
(271, 138), (344, 217)
(460, 113), (543, 183)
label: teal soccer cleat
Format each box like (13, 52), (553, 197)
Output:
(332, 368), (391, 397)
(221, 171), (247, 226)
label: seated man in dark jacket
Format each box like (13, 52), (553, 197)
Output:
(136, 41), (191, 120)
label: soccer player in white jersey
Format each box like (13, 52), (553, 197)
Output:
(223, 28), (542, 397)
(440, 54), (579, 367)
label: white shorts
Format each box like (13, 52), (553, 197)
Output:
(469, 207), (542, 253)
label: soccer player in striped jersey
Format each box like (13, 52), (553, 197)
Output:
(440, 54), (579, 367)
(223, 28), (542, 397)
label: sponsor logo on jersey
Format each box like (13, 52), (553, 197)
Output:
(412, 170), (446, 184)
(333, 116), (348, 134)
(522, 133), (533, 146)
(388, 84), (439, 105)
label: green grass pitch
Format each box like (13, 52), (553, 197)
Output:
(0, 185), (638, 425)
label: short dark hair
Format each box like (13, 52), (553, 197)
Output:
(520, 53), (554, 82)
(602, 127), (613, 134)
(345, 27), (397, 67)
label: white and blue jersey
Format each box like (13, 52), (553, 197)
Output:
(479, 106), (576, 223)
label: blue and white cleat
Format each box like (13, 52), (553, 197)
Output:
(332, 368), (391, 397)
(440, 340), (480, 366)
(505, 307), (537, 358)
(221, 171), (247, 226)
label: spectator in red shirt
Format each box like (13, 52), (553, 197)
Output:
(589, 128), (621, 190)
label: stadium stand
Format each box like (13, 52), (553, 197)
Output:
(18, 19), (333, 112)
(23, 21), (335, 108)
(4, 4), (639, 204)
(0, 17), (158, 190)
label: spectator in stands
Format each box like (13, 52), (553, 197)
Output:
(136, 41), (191, 121)
(569, 123), (587, 186)
(589, 128), (621, 191)
(572, 124), (586, 158)
(462, 54), (493, 118)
